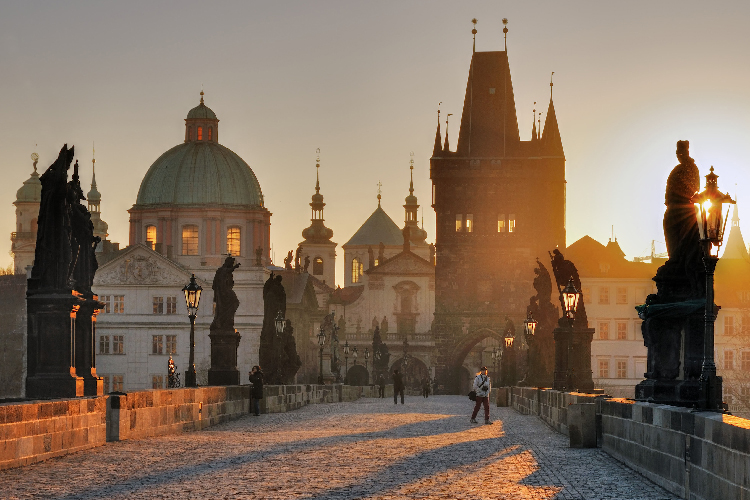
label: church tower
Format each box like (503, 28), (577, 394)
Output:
(11, 152), (42, 274)
(87, 146), (110, 248)
(430, 22), (566, 392)
(299, 153), (337, 286)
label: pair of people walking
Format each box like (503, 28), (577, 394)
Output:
(470, 366), (492, 425)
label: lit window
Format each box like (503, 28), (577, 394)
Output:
(146, 225), (156, 250)
(598, 322), (609, 340)
(166, 335), (177, 355)
(616, 322), (628, 340)
(153, 297), (164, 314)
(152, 335), (163, 355)
(112, 375), (124, 392)
(99, 335), (110, 354)
(598, 359), (610, 378)
(113, 296), (124, 314)
(313, 257), (324, 275)
(599, 287), (610, 305)
(197, 127), (203, 141)
(166, 296), (177, 315)
(725, 350), (735, 370)
(616, 287), (628, 304)
(208, 127), (212, 141)
(352, 258), (363, 284)
(742, 351), (750, 371)
(152, 375), (164, 389)
(113, 335), (124, 354)
(182, 225), (199, 255)
(455, 214), (463, 232)
(498, 214), (506, 233)
(508, 214), (515, 233)
(227, 227), (241, 256)
(466, 214), (474, 233)
(725, 315), (735, 335)
(616, 360), (627, 378)
(374, 259), (379, 267)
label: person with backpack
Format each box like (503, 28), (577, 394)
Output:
(470, 366), (492, 424)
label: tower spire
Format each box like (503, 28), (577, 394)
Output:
(531, 103), (537, 141)
(471, 18), (477, 53)
(502, 18), (508, 51)
(550, 71), (554, 99)
(377, 181), (382, 207)
(91, 142), (97, 189)
(444, 113), (452, 151)
(433, 105), (442, 156)
(315, 148), (321, 194)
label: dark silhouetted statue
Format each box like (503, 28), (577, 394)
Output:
(208, 255), (242, 385)
(372, 325), (390, 380)
(550, 248), (588, 328)
(521, 259), (557, 387)
(284, 251), (293, 270)
(281, 320), (302, 384)
(211, 256), (241, 331)
(260, 272), (301, 384)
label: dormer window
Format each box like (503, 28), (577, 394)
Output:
(197, 127), (203, 141)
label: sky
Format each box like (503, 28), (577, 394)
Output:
(2, 1), (750, 285)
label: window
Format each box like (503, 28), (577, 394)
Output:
(112, 375), (124, 392)
(146, 225), (156, 250)
(616, 322), (628, 340)
(182, 225), (199, 255)
(616, 287), (628, 304)
(374, 259), (379, 267)
(102, 375), (110, 394)
(598, 359), (610, 378)
(313, 257), (324, 275)
(166, 335), (177, 355)
(466, 214), (474, 233)
(99, 335), (110, 354)
(113, 296), (124, 314)
(166, 296), (177, 315)
(113, 335), (124, 354)
(152, 375), (164, 389)
(725, 315), (735, 336)
(598, 322), (610, 340)
(455, 214), (463, 232)
(352, 258), (363, 284)
(599, 287), (610, 305)
(227, 227), (241, 256)
(101, 296), (111, 314)
(742, 351), (750, 371)
(153, 297), (164, 314)
(508, 214), (515, 233)
(208, 127), (212, 141)
(197, 126), (203, 141)
(152, 335), (164, 355)
(725, 350), (735, 370)
(726, 393), (734, 405)
(498, 214), (506, 233)
(635, 287), (647, 304)
(616, 360), (627, 378)
(582, 288), (591, 301)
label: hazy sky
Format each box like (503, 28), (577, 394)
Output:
(2, 1), (749, 285)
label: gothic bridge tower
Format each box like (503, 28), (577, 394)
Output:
(430, 23), (566, 393)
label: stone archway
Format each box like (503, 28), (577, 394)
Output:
(347, 364), (369, 386)
(391, 356), (429, 390)
(443, 328), (505, 395)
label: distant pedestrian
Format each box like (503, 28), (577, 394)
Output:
(249, 365), (264, 416)
(422, 377), (430, 398)
(470, 366), (492, 424)
(393, 370), (405, 404)
(377, 374), (386, 398)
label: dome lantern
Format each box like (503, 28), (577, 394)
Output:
(185, 91), (219, 143)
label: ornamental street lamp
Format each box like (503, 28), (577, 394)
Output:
(317, 322), (327, 384)
(343, 341), (350, 384)
(503, 328), (515, 386)
(364, 348), (370, 384)
(275, 310), (285, 335)
(182, 274), (202, 387)
(523, 312), (538, 385)
(691, 166), (735, 410)
(562, 278), (581, 321)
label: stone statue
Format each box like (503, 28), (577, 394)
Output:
(521, 259), (557, 387)
(337, 315), (346, 335)
(550, 249), (588, 328)
(294, 246), (302, 272)
(30, 145), (75, 292)
(255, 246), (263, 266)
(284, 251), (293, 270)
(281, 319), (302, 384)
(210, 255), (241, 331)
(372, 325), (390, 378)
(68, 161), (100, 293)
(260, 272), (288, 384)
(303, 255), (310, 273)
(381, 315), (389, 335)
(378, 242), (385, 264)
(371, 316), (379, 333)
(368, 245), (375, 269)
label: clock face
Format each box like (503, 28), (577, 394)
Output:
(31, 152), (39, 162)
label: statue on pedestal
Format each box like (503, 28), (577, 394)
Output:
(208, 255), (242, 385)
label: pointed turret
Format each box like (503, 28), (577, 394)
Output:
(722, 203), (748, 260)
(541, 98), (564, 156)
(443, 115), (451, 152)
(86, 146), (109, 243)
(300, 151), (337, 284)
(403, 155), (428, 246)
(301, 154), (334, 244)
(433, 110), (442, 156)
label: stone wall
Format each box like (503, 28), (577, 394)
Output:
(509, 386), (750, 500)
(0, 275), (27, 399)
(0, 397), (107, 470)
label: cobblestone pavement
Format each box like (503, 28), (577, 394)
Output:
(2, 396), (678, 500)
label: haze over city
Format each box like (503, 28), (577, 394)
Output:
(2, 1), (749, 284)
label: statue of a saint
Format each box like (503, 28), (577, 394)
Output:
(284, 251), (293, 270)
(211, 255), (241, 331)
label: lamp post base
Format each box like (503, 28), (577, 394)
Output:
(184, 368), (197, 388)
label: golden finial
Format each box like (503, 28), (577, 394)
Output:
(502, 18), (509, 51)
(471, 18), (478, 52)
(200, 84), (204, 104)
(377, 180), (383, 206)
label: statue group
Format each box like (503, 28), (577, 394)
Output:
(259, 272), (302, 384)
(208, 256), (243, 385)
(520, 259), (557, 387)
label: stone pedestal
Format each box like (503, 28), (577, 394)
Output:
(26, 291), (85, 399)
(208, 328), (241, 386)
(553, 322), (595, 392)
(74, 294), (105, 396)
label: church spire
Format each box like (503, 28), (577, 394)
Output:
(403, 153), (427, 245)
(301, 149), (334, 244)
(87, 143), (101, 212)
(444, 114), (452, 152)
(541, 73), (564, 156)
(531, 103), (537, 141)
(433, 107), (442, 156)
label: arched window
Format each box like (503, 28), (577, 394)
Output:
(352, 258), (363, 284)
(313, 257), (324, 275)
(226, 226), (241, 256)
(146, 225), (157, 250)
(181, 225), (199, 255)
(197, 127), (203, 141)
(208, 127), (212, 141)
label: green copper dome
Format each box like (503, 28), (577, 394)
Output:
(16, 170), (41, 203)
(135, 142), (264, 207)
(187, 102), (217, 120)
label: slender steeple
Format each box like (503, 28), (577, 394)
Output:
(444, 114), (452, 152)
(541, 72), (564, 156)
(433, 107), (442, 156)
(377, 181), (382, 207)
(302, 149), (333, 244)
(403, 153), (427, 245)
(86, 144), (109, 242)
(531, 103), (537, 141)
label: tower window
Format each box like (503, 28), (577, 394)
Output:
(508, 214), (516, 233)
(227, 226), (241, 256)
(197, 127), (203, 141)
(182, 225), (199, 255)
(498, 214), (506, 233)
(352, 258), (363, 284)
(466, 214), (473, 233)
(208, 127), (212, 141)
(455, 214), (463, 232)
(313, 257), (324, 276)
(146, 225), (156, 250)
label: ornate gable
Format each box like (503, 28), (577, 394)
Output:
(367, 251), (434, 277)
(94, 244), (195, 286)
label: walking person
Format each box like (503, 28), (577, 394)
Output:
(249, 365), (264, 416)
(377, 374), (386, 398)
(470, 366), (492, 424)
(392, 369), (405, 404)
(422, 376), (430, 398)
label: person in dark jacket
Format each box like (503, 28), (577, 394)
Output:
(422, 377), (430, 398)
(377, 374), (386, 398)
(249, 365), (264, 416)
(393, 370), (405, 404)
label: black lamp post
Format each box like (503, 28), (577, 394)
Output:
(275, 310), (285, 336)
(364, 348), (370, 384)
(182, 274), (202, 387)
(523, 312), (537, 385)
(562, 278), (581, 322)
(553, 277), (582, 391)
(343, 341), (350, 384)
(692, 166), (734, 410)
(317, 322), (326, 384)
